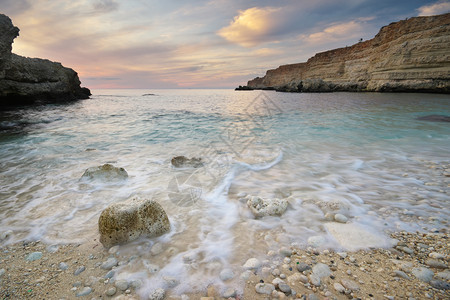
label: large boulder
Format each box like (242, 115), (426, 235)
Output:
(0, 14), (90, 108)
(81, 164), (128, 182)
(98, 197), (170, 248)
(246, 195), (288, 218)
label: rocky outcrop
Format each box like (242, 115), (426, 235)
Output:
(98, 197), (171, 248)
(81, 164), (129, 182)
(245, 195), (288, 218)
(0, 14), (90, 108)
(242, 13), (450, 93)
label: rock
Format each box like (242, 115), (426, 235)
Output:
(223, 288), (236, 298)
(0, 268), (5, 277)
(397, 246), (414, 254)
(337, 252), (347, 259)
(243, 14), (450, 94)
(240, 270), (252, 280)
(171, 156), (203, 168)
(255, 283), (275, 295)
(243, 258), (261, 270)
(115, 279), (129, 291)
(308, 294), (319, 300)
(334, 282), (345, 293)
(429, 252), (445, 259)
(288, 273), (308, 284)
(297, 262), (311, 272)
(98, 197), (170, 248)
(57, 262), (68, 270)
(246, 195), (288, 217)
(412, 267), (434, 282)
(334, 214), (348, 223)
(0, 14), (90, 107)
(436, 270), (450, 280)
(0, 230), (13, 240)
(219, 268), (234, 281)
(429, 279), (450, 290)
(108, 245), (120, 255)
(101, 258), (118, 270)
(279, 247), (292, 257)
(309, 274), (321, 286)
(394, 270), (410, 280)
(272, 278), (285, 287)
(81, 164), (128, 181)
(278, 283), (291, 294)
(148, 288), (165, 300)
(307, 236), (326, 248)
(425, 259), (447, 269)
(25, 252), (42, 261)
(162, 276), (179, 288)
(74, 266), (85, 276)
(104, 270), (115, 279)
(105, 287), (117, 296)
(76, 287), (92, 297)
(312, 263), (331, 278)
(130, 280), (143, 289)
(341, 279), (360, 291)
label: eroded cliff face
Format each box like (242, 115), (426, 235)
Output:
(244, 13), (450, 93)
(0, 14), (90, 107)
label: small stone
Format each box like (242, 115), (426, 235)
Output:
(105, 287), (117, 296)
(148, 288), (165, 300)
(219, 268), (234, 281)
(25, 252), (42, 261)
(429, 252), (445, 259)
(279, 283), (291, 294)
(101, 257), (118, 270)
(104, 270), (115, 279)
(398, 246), (414, 255)
(108, 245), (120, 255)
(309, 274), (321, 286)
(115, 279), (129, 291)
(425, 259), (447, 269)
(76, 287), (92, 297)
(150, 243), (164, 256)
(223, 287), (236, 298)
(288, 273), (308, 284)
(279, 247), (292, 257)
(341, 279), (360, 291)
(297, 262), (311, 272)
(436, 270), (450, 280)
(334, 214), (348, 223)
(163, 276), (179, 288)
(429, 279), (450, 290)
(46, 245), (59, 253)
(394, 270), (410, 280)
(337, 252), (347, 259)
(308, 294), (319, 300)
(243, 258), (261, 270)
(412, 267), (434, 282)
(312, 263), (331, 278)
(240, 270), (252, 280)
(74, 266), (86, 276)
(130, 280), (143, 289)
(59, 262), (69, 270)
(384, 296), (395, 300)
(349, 256), (356, 263)
(334, 282), (345, 293)
(272, 278), (285, 287)
(272, 268), (281, 276)
(280, 273), (286, 279)
(255, 283), (275, 295)
(0, 269), (5, 277)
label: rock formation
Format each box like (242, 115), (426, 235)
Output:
(81, 164), (129, 182)
(240, 13), (450, 93)
(0, 14), (90, 107)
(98, 197), (171, 248)
(245, 195), (288, 218)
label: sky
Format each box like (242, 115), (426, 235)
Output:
(1, 0), (449, 89)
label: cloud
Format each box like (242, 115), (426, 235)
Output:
(92, 0), (119, 14)
(217, 6), (281, 47)
(417, 1), (450, 16)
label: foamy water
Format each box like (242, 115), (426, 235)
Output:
(0, 89), (449, 296)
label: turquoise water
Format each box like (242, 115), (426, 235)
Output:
(0, 89), (449, 295)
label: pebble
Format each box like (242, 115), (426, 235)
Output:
(115, 279), (129, 291)
(108, 245), (120, 255)
(308, 294), (319, 300)
(279, 282), (291, 294)
(394, 270), (410, 280)
(425, 259), (447, 269)
(0, 268), (5, 277)
(219, 268), (234, 281)
(130, 279), (143, 289)
(255, 283), (275, 294)
(288, 273), (308, 284)
(59, 262), (69, 270)
(25, 252), (42, 261)
(243, 258), (261, 270)
(333, 282), (345, 293)
(429, 279), (450, 290)
(104, 270), (115, 279)
(272, 268), (281, 276)
(280, 273), (286, 279)
(312, 263), (331, 278)
(163, 276), (179, 288)
(397, 246), (414, 255)
(74, 266), (86, 276)
(240, 270), (252, 280)
(297, 262), (311, 272)
(412, 267), (434, 282)
(334, 214), (348, 223)
(384, 296), (395, 300)
(46, 244), (59, 253)
(279, 247), (292, 257)
(436, 270), (450, 280)
(337, 252), (347, 259)
(76, 287), (92, 297)
(101, 257), (118, 270)
(223, 287), (236, 298)
(341, 279), (360, 291)
(429, 252), (445, 259)
(148, 288), (165, 300)
(309, 274), (321, 286)
(105, 287), (117, 296)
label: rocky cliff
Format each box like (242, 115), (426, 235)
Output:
(241, 13), (450, 93)
(0, 14), (90, 108)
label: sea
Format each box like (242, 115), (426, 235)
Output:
(0, 89), (449, 295)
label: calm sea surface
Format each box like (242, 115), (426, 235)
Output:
(0, 89), (449, 294)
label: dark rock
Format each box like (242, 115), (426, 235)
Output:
(235, 85), (254, 91)
(171, 156), (203, 168)
(0, 14), (90, 108)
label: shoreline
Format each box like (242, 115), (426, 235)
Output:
(1, 231), (448, 299)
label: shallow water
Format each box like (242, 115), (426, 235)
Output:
(0, 89), (449, 295)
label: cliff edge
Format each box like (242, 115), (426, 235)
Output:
(240, 13), (450, 93)
(0, 14), (91, 108)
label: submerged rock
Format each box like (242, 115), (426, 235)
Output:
(246, 195), (288, 217)
(98, 197), (170, 248)
(81, 164), (128, 182)
(171, 156), (203, 168)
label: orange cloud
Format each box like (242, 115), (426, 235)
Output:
(217, 7), (280, 47)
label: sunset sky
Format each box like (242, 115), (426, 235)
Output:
(2, 0), (450, 89)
